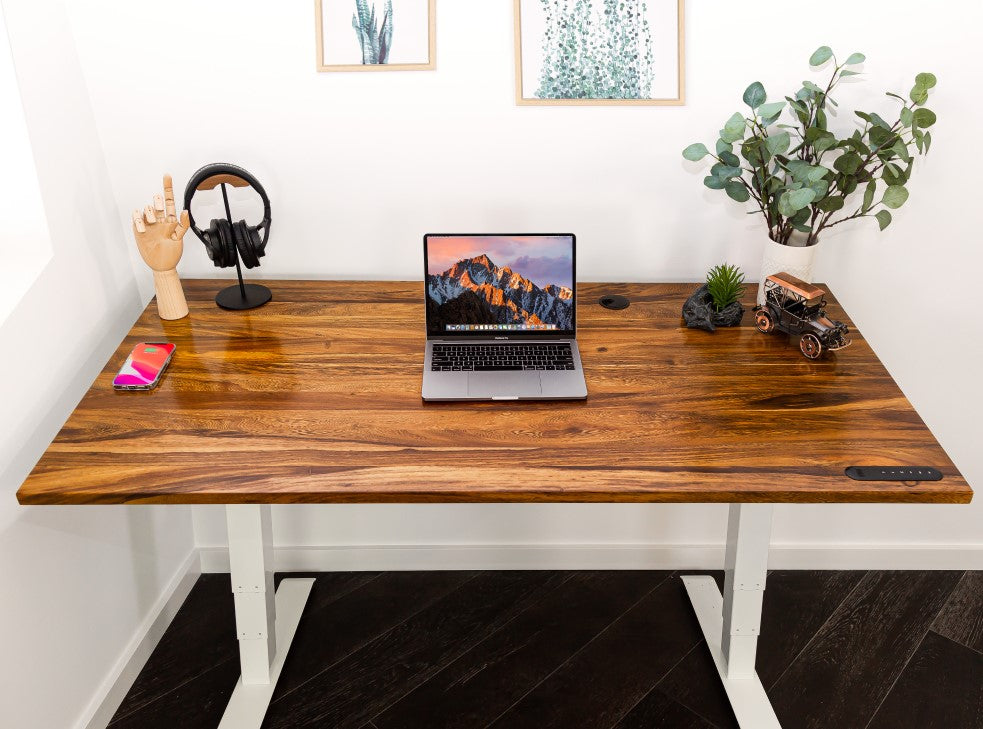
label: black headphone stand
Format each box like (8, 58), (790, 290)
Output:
(214, 182), (272, 310)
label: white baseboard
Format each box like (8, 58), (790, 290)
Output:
(198, 543), (983, 573)
(78, 550), (201, 729)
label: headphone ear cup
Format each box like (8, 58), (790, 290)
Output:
(203, 220), (225, 267)
(233, 220), (259, 269)
(216, 218), (236, 268)
(248, 224), (266, 261)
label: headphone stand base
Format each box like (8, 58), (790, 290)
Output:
(216, 283), (272, 310)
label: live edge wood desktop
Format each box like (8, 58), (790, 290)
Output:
(16, 280), (971, 729)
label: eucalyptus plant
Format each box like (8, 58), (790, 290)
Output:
(682, 47), (937, 245)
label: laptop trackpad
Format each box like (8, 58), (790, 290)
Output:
(468, 371), (543, 399)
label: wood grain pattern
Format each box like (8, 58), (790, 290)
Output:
(768, 570), (963, 729)
(865, 631), (983, 729)
(16, 280), (972, 506)
(487, 572), (704, 729)
(658, 571), (866, 729)
(931, 571), (983, 654)
(372, 571), (668, 729)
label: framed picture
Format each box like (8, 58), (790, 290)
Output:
(315, 0), (436, 72)
(513, 0), (684, 105)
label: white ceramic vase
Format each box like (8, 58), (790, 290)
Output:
(757, 232), (818, 305)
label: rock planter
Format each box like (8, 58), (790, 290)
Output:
(682, 284), (745, 332)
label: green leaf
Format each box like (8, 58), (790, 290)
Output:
(682, 143), (710, 161)
(765, 131), (791, 156)
(915, 72), (937, 89)
(869, 125), (894, 149)
(791, 207), (812, 225)
(882, 185), (909, 209)
(840, 70), (860, 77)
(725, 180), (751, 202)
(757, 101), (786, 119)
(777, 188), (816, 217)
(900, 107), (913, 127)
(809, 46), (833, 66)
(807, 179), (829, 200)
(875, 209), (892, 230)
(719, 150), (741, 167)
(816, 108), (828, 130)
(703, 176), (726, 190)
(862, 181), (876, 212)
(743, 82), (766, 109)
(924, 131), (932, 154)
(814, 134), (837, 153)
(891, 140), (912, 164)
(817, 196), (845, 213)
(715, 139), (732, 155)
(845, 52), (866, 65)
(710, 163), (742, 179)
(886, 91), (907, 102)
(913, 108), (937, 128)
(855, 110), (872, 124)
(910, 85), (929, 105)
(834, 152), (862, 175)
(802, 80), (824, 94)
(721, 112), (747, 143)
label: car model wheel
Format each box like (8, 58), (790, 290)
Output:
(755, 310), (776, 333)
(800, 333), (823, 359)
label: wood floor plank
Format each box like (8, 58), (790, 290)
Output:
(614, 687), (717, 729)
(108, 653), (240, 729)
(109, 571), (379, 727)
(658, 570), (866, 729)
(866, 631), (983, 729)
(372, 571), (670, 729)
(487, 573), (703, 729)
(262, 571), (567, 729)
(271, 570), (476, 700)
(108, 575), (235, 724)
(769, 570), (963, 729)
(931, 571), (983, 654)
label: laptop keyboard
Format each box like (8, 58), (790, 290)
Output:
(431, 343), (575, 371)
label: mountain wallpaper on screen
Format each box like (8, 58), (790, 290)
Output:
(427, 254), (573, 332)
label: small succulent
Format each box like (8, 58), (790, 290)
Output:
(706, 264), (746, 312)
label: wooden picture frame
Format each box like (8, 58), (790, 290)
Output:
(513, 0), (685, 106)
(315, 0), (436, 72)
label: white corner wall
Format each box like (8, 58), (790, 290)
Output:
(0, 1), (196, 727)
(63, 0), (981, 565)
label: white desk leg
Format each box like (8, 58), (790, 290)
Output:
(681, 504), (782, 729)
(219, 505), (314, 729)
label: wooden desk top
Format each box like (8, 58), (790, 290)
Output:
(17, 280), (971, 505)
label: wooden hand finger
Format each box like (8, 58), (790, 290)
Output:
(144, 205), (157, 224)
(133, 209), (146, 234)
(153, 194), (166, 222)
(163, 174), (176, 219)
(171, 210), (190, 240)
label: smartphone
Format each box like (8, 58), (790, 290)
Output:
(112, 342), (176, 390)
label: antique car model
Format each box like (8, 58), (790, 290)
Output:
(753, 273), (851, 359)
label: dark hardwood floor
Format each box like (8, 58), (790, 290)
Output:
(109, 570), (982, 729)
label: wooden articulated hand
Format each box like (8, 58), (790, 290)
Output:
(132, 174), (190, 320)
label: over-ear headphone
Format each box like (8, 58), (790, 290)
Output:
(183, 163), (271, 269)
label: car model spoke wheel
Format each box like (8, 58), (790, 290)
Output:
(755, 310), (775, 333)
(800, 333), (822, 359)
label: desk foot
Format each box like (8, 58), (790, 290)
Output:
(682, 576), (781, 728)
(218, 578), (314, 729)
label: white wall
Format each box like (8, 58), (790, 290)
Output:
(0, 1), (195, 727)
(64, 0), (981, 562)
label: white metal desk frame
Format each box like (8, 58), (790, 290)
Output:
(218, 502), (779, 729)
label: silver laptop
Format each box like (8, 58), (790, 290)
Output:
(422, 234), (588, 401)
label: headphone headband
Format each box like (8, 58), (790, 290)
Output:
(183, 163), (272, 248)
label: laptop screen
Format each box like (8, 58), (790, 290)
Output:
(424, 234), (576, 337)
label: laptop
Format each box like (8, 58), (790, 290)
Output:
(422, 234), (588, 401)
